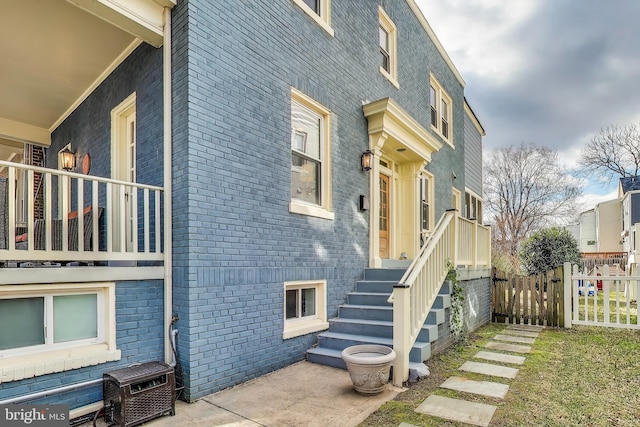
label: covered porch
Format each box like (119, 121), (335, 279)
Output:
(0, 0), (174, 284)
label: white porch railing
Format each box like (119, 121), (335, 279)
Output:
(457, 216), (491, 268)
(564, 263), (639, 329)
(0, 160), (163, 264)
(389, 210), (491, 386)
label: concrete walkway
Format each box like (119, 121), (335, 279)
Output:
(410, 324), (543, 427)
(87, 361), (402, 427)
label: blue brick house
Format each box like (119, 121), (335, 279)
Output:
(0, 0), (490, 416)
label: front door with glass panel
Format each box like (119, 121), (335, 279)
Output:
(379, 174), (390, 258)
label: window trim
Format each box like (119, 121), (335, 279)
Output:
(292, 0), (334, 37)
(465, 189), (483, 224)
(429, 75), (453, 147)
(378, 6), (399, 88)
(290, 88), (334, 220)
(420, 171), (435, 233)
(0, 282), (120, 382)
(283, 280), (328, 339)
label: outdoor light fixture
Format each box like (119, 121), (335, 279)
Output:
(361, 150), (373, 171)
(60, 146), (76, 171)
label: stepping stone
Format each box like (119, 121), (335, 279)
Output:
(507, 324), (543, 332)
(398, 424), (419, 427)
(459, 361), (519, 379)
(474, 350), (526, 365)
(485, 341), (531, 354)
(494, 334), (536, 344)
(502, 329), (539, 338)
(440, 376), (510, 399)
(415, 395), (497, 427)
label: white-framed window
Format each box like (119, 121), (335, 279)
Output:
(465, 190), (483, 224)
(378, 6), (398, 87)
(283, 280), (328, 339)
(0, 282), (120, 382)
(292, 0), (334, 36)
(420, 172), (435, 233)
(429, 75), (453, 146)
(290, 88), (334, 220)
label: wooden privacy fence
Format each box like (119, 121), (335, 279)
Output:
(492, 267), (564, 327)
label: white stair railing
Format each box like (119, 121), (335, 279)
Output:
(389, 210), (491, 385)
(390, 210), (456, 386)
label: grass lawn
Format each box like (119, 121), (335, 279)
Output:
(359, 323), (640, 427)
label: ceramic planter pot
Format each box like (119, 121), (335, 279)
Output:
(341, 344), (396, 395)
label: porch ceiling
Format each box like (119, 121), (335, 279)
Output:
(0, 0), (174, 154)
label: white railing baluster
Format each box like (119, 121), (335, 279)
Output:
(77, 178), (84, 251)
(44, 173), (52, 251)
(144, 188), (150, 253)
(106, 182), (113, 253)
(155, 190), (161, 253)
(92, 181), (99, 252)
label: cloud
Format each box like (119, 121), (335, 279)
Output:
(418, 0), (640, 154)
(416, 0), (640, 212)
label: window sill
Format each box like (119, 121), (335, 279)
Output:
(430, 125), (455, 149)
(0, 344), (121, 383)
(290, 200), (335, 220)
(291, 0), (335, 37)
(380, 67), (399, 89)
(283, 319), (329, 340)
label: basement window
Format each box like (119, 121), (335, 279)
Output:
(283, 280), (328, 339)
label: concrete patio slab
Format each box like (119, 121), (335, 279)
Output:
(474, 350), (526, 365)
(501, 329), (539, 338)
(86, 361), (402, 427)
(485, 341), (532, 354)
(494, 334), (536, 344)
(440, 376), (510, 399)
(459, 361), (519, 379)
(201, 361), (402, 427)
(415, 395), (497, 427)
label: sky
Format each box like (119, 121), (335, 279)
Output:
(415, 0), (640, 213)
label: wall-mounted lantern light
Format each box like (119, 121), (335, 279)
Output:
(60, 146), (76, 171)
(361, 150), (374, 171)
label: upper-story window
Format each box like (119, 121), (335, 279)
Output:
(378, 7), (398, 87)
(293, 0), (334, 36)
(290, 88), (334, 220)
(429, 75), (453, 146)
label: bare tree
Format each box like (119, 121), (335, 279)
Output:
(578, 124), (640, 182)
(484, 143), (582, 267)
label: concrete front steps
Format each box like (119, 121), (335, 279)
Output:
(306, 267), (451, 371)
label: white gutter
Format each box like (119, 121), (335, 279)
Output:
(163, 6), (173, 365)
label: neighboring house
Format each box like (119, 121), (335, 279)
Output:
(579, 209), (597, 252)
(619, 176), (640, 268)
(594, 198), (622, 253)
(0, 0), (490, 417)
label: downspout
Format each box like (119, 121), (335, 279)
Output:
(163, 6), (173, 365)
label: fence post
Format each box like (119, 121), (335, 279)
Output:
(563, 262), (572, 328)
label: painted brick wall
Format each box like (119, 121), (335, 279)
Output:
(0, 280), (164, 410)
(170, 0), (471, 400)
(429, 275), (491, 356)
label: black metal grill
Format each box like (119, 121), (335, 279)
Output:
(103, 361), (175, 427)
